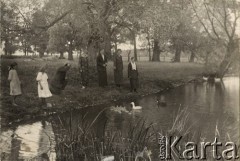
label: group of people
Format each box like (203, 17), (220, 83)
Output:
(97, 49), (139, 92)
(8, 62), (71, 107)
(7, 48), (139, 107)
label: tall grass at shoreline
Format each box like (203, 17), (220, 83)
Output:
(51, 108), (155, 161)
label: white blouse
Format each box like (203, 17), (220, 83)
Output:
(131, 62), (137, 70)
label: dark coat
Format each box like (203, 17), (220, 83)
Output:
(97, 54), (108, 86)
(114, 55), (123, 85)
(128, 62), (139, 90)
(50, 65), (70, 95)
(79, 57), (89, 86)
(128, 62), (138, 79)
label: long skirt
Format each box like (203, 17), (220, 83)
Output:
(38, 82), (52, 98)
(130, 78), (138, 91)
(98, 70), (108, 87)
(50, 80), (68, 95)
(114, 69), (123, 85)
(10, 80), (22, 96)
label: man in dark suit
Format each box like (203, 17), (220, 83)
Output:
(128, 57), (139, 92)
(97, 49), (108, 87)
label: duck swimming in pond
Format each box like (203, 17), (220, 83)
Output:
(130, 102), (142, 110)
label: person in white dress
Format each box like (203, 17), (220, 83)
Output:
(8, 62), (22, 106)
(36, 65), (52, 107)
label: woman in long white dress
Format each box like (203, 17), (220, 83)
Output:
(8, 62), (22, 106)
(36, 65), (52, 107)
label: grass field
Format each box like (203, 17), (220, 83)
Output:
(0, 57), (204, 126)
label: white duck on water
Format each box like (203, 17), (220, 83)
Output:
(130, 102), (142, 110)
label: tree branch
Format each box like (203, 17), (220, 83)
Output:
(230, 0), (240, 38)
(113, 20), (133, 32)
(12, 3), (32, 27)
(221, 0), (231, 39)
(204, 3), (228, 33)
(190, 0), (218, 42)
(35, 9), (72, 30)
(203, 3), (220, 40)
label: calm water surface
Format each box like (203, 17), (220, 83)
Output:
(0, 77), (239, 160)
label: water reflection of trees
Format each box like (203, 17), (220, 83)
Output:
(50, 108), (154, 161)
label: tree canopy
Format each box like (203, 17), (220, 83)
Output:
(1, 0), (239, 77)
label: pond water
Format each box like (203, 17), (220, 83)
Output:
(0, 77), (239, 161)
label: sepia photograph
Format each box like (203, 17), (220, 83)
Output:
(0, 0), (239, 160)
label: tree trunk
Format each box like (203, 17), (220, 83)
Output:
(4, 47), (8, 55)
(104, 37), (112, 60)
(217, 41), (236, 78)
(4, 40), (8, 55)
(104, 28), (112, 60)
(39, 51), (44, 58)
(68, 42), (73, 60)
(24, 42), (27, 56)
(218, 59), (229, 78)
(146, 34), (151, 61)
(87, 41), (98, 67)
(68, 50), (73, 60)
(114, 40), (117, 53)
(112, 40), (117, 58)
(4, 29), (9, 55)
(152, 39), (160, 61)
(59, 52), (64, 59)
(128, 50), (131, 62)
(133, 32), (137, 61)
(189, 51), (195, 62)
(174, 47), (181, 62)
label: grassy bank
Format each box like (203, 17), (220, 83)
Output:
(0, 57), (204, 126)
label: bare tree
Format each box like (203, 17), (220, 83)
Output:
(191, 0), (240, 78)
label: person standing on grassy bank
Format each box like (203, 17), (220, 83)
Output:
(50, 63), (71, 95)
(36, 65), (52, 108)
(113, 49), (123, 87)
(128, 57), (139, 92)
(97, 49), (108, 87)
(8, 62), (22, 106)
(79, 50), (89, 88)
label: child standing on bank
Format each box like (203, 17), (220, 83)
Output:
(8, 62), (22, 106)
(36, 65), (52, 108)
